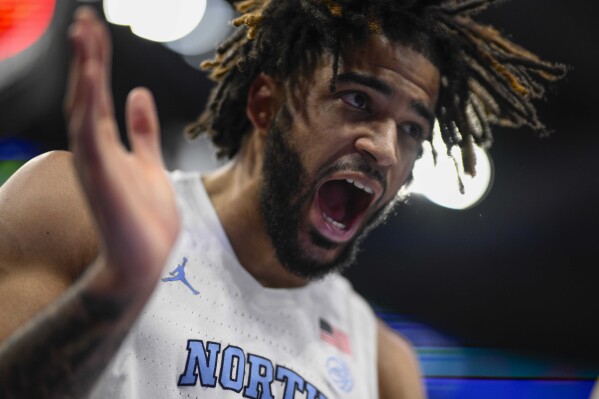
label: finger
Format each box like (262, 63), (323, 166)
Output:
(64, 7), (114, 119)
(65, 7), (96, 114)
(69, 58), (122, 172)
(65, 24), (102, 140)
(67, 57), (130, 243)
(88, 8), (115, 118)
(64, 16), (89, 118)
(125, 87), (164, 166)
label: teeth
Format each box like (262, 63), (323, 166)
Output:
(345, 178), (374, 195)
(322, 212), (346, 230)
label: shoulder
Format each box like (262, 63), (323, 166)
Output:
(0, 150), (99, 280)
(377, 320), (427, 399)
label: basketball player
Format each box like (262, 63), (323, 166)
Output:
(0, 1), (565, 397)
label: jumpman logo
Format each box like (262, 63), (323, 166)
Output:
(162, 257), (199, 295)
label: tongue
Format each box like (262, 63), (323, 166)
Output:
(318, 180), (349, 223)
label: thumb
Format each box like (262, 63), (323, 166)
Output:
(125, 87), (164, 166)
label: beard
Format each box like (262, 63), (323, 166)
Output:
(260, 104), (407, 281)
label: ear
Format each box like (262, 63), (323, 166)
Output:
(246, 73), (279, 136)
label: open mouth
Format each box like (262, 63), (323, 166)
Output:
(311, 175), (381, 243)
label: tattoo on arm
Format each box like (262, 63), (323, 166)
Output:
(0, 285), (133, 399)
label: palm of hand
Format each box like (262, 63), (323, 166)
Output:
(66, 8), (180, 290)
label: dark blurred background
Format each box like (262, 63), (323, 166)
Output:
(1, 0), (598, 368)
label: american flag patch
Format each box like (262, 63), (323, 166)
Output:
(319, 318), (352, 355)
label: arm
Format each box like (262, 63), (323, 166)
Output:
(0, 151), (99, 343)
(0, 6), (179, 398)
(377, 320), (427, 399)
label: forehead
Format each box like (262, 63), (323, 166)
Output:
(338, 34), (441, 104)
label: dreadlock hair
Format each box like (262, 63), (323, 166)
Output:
(186, 0), (567, 176)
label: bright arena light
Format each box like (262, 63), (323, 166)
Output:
(410, 124), (494, 210)
(103, 0), (207, 43)
(165, 0), (234, 56)
(103, 0), (134, 26)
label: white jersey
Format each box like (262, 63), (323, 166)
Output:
(90, 171), (379, 398)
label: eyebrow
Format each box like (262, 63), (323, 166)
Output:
(336, 72), (393, 96)
(336, 71), (436, 129)
(411, 101), (435, 129)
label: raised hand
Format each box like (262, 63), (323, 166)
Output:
(0, 9), (182, 397)
(65, 7), (180, 293)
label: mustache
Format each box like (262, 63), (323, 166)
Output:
(313, 155), (387, 195)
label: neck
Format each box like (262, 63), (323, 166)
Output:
(202, 131), (308, 289)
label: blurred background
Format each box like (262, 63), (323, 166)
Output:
(1, 0), (598, 397)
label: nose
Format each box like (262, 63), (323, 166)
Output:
(354, 119), (398, 168)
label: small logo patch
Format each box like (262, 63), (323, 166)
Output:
(319, 318), (352, 355)
(326, 356), (353, 393)
(162, 257), (199, 295)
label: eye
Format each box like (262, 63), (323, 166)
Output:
(340, 92), (370, 111)
(400, 122), (424, 141)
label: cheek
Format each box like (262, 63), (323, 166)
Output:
(283, 125), (329, 181)
(289, 124), (346, 175)
(397, 137), (422, 169)
(390, 153), (418, 190)
(396, 131), (423, 155)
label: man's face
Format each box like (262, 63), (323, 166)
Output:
(260, 35), (440, 280)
